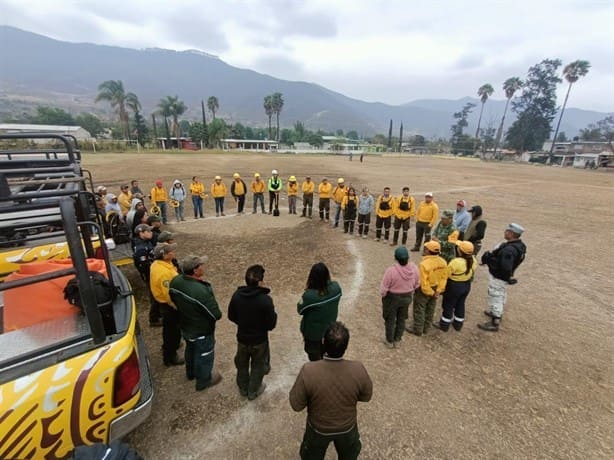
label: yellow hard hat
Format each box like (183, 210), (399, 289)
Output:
(338, 178), (345, 184)
(254, 172), (261, 178)
(215, 175), (221, 180)
(289, 175), (296, 182)
(233, 173), (240, 179)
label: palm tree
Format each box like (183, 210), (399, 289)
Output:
(157, 97), (173, 148)
(96, 80), (131, 139)
(159, 96), (187, 149)
(263, 95), (274, 139)
(271, 92), (284, 141)
(474, 84), (494, 154)
(125, 93), (142, 144)
(207, 96), (219, 120)
(549, 60), (591, 158)
(493, 77), (523, 159)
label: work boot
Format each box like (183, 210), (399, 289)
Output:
(196, 371), (222, 391)
(248, 383), (266, 400)
(478, 318), (500, 332)
(164, 354), (185, 367)
(383, 339), (394, 349)
(483, 309), (494, 318)
(410, 247), (420, 252)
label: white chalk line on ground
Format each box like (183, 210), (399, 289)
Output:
(192, 233), (365, 453)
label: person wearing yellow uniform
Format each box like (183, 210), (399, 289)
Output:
(230, 173), (247, 214)
(391, 186), (416, 247)
(318, 177), (333, 222)
(375, 187), (394, 243)
(331, 178), (347, 228)
(211, 176), (227, 217)
(411, 192), (439, 252)
(301, 176), (315, 218)
(287, 176), (299, 214)
(251, 173), (266, 214)
(341, 187), (359, 234)
(118, 184), (133, 215)
(151, 179), (169, 224)
(435, 241), (477, 332)
(150, 242), (183, 366)
(189, 176), (205, 219)
(408, 240), (448, 336)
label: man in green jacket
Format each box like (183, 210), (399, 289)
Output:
(297, 262), (342, 361)
(169, 255), (222, 391)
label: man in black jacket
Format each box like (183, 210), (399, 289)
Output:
(478, 223), (526, 332)
(228, 264), (277, 400)
(132, 224), (161, 327)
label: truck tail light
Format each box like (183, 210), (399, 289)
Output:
(113, 349), (141, 406)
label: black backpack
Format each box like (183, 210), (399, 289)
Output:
(64, 271), (118, 313)
(107, 212), (131, 244)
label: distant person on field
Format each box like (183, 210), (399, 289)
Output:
(290, 321), (373, 460)
(380, 246), (420, 348)
(463, 205), (487, 255)
(228, 264), (277, 400)
(150, 180), (169, 224)
(478, 223), (526, 332)
(301, 176), (315, 218)
(169, 179), (187, 222)
(391, 186), (415, 246)
(189, 176), (205, 219)
(104, 193), (122, 215)
(297, 262), (342, 361)
(341, 187), (358, 234)
(268, 169), (283, 214)
(117, 184), (133, 215)
(132, 223), (160, 327)
(126, 198), (146, 235)
(211, 175), (227, 217)
(287, 176), (299, 214)
(374, 186), (394, 243)
(435, 241), (477, 332)
(357, 187), (374, 238)
(431, 209), (460, 262)
(332, 178), (347, 228)
(231, 173), (247, 214)
(411, 192), (439, 252)
(251, 173), (266, 214)
(130, 179), (144, 199)
(318, 178), (333, 222)
(169, 255), (223, 390)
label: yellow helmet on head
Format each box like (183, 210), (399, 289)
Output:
(233, 173), (240, 179)
(338, 178), (345, 184)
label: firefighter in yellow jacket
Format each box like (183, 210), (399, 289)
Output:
(211, 176), (227, 217)
(341, 187), (358, 234)
(287, 176), (299, 214)
(331, 178), (347, 228)
(318, 178), (333, 222)
(251, 173), (266, 214)
(301, 176), (315, 218)
(375, 186), (395, 242)
(411, 192), (439, 251)
(151, 179), (169, 224)
(408, 240), (448, 336)
(391, 186), (416, 246)
(189, 176), (205, 219)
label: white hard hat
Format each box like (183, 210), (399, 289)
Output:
(272, 169), (278, 175)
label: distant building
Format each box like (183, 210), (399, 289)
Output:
(157, 137), (199, 150)
(542, 140), (611, 155)
(220, 139), (279, 151)
(0, 123), (92, 140)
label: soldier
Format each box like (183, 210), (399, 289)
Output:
(431, 210), (460, 262)
(391, 186), (416, 246)
(301, 176), (315, 218)
(411, 192), (439, 252)
(374, 187), (394, 243)
(478, 223), (527, 332)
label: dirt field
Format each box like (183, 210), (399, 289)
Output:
(84, 152), (613, 459)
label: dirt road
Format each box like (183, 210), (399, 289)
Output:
(85, 152), (613, 459)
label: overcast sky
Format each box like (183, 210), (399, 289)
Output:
(1, 0), (613, 112)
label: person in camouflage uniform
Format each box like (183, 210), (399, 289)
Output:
(431, 210), (460, 262)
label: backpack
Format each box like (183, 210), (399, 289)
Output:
(107, 212), (131, 244)
(64, 271), (118, 313)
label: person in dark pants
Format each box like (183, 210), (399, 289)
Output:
(290, 322), (373, 460)
(150, 243), (183, 366)
(231, 173), (247, 214)
(297, 262), (342, 361)
(268, 169), (282, 214)
(380, 247), (420, 348)
(435, 241), (477, 332)
(411, 192), (439, 252)
(463, 205), (487, 255)
(228, 265), (277, 400)
(169, 255), (223, 390)
(132, 224), (161, 327)
(301, 176), (315, 218)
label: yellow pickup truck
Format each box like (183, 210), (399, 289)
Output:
(0, 134), (152, 459)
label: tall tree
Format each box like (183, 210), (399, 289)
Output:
(207, 96), (219, 120)
(75, 113), (103, 137)
(597, 115), (614, 152)
(125, 93), (142, 145)
(549, 60), (591, 158)
(95, 80), (132, 140)
(159, 96), (187, 148)
(207, 118), (228, 149)
(200, 100), (209, 148)
(398, 122), (404, 152)
(271, 92), (284, 141)
(151, 114), (158, 143)
(450, 102), (475, 155)
(387, 119), (393, 148)
(474, 83), (494, 153)
(493, 77), (523, 158)
(263, 95), (274, 139)
(157, 97), (173, 147)
(505, 59), (562, 152)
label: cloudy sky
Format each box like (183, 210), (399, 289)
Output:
(1, 0), (613, 111)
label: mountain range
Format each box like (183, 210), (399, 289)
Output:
(0, 25), (609, 138)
